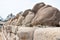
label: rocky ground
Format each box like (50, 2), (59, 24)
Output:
(0, 2), (60, 40)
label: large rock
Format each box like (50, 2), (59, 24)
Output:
(0, 35), (2, 40)
(34, 28), (60, 40)
(31, 5), (60, 26)
(10, 13), (22, 25)
(2, 25), (18, 40)
(2, 25), (38, 40)
(16, 15), (24, 26)
(32, 2), (45, 13)
(22, 9), (33, 17)
(17, 27), (38, 40)
(5, 12), (24, 26)
(22, 11), (35, 27)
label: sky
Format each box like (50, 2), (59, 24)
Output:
(0, 0), (60, 19)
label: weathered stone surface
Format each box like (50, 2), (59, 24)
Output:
(34, 28), (60, 40)
(0, 33), (2, 40)
(1, 2), (60, 40)
(10, 33), (19, 40)
(31, 6), (60, 26)
(3, 25), (18, 34)
(32, 2), (45, 13)
(16, 15), (24, 26)
(2, 25), (39, 40)
(2, 25), (18, 40)
(10, 13), (24, 26)
(22, 9), (33, 17)
(5, 13), (24, 26)
(17, 27), (38, 40)
(22, 11), (35, 27)
(4, 2), (60, 27)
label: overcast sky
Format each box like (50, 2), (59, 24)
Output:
(0, 0), (60, 19)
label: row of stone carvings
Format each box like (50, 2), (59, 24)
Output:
(5, 2), (60, 27)
(1, 25), (60, 40)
